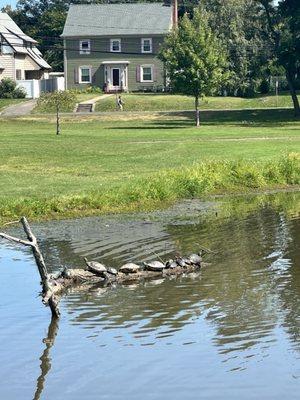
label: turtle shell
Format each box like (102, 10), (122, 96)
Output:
(86, 261), (107, 276)
(107, 267), (118, 276)
(189, 254), (202, 265)
(181, 257), (192, 265)
(144, 261), (165, 272)
(119, 263), (140, 274)
(176, 258), (186, 268)
(169, 261), (178, 269)
(165, 259), (178, 269)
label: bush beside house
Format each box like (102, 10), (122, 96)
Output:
(0, 78), (26, 99)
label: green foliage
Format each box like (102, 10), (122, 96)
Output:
(37, 90), (76, 113)
(69, 86), (103, 95)
(160, 7), (229, 100)
(257, 0), (300, 114)
(0, 153), (299, 225)
(0, 78), (26, 99)
(37, 90), (76, 134)
(202, 0), (270, 97)
(260, 79), (271, 94)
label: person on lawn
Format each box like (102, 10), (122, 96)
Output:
(117, 95), (124, 111)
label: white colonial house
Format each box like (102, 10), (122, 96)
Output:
(0, 12), (51, 82)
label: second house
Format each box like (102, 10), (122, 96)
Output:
(61, 3), (174, 92)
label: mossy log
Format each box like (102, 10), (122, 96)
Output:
(0, 217), (206, 319)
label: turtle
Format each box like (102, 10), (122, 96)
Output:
(189, 253), (202, 266)
(119, 263), (140, 274)
(107, 267), (118, 276)
(61, 266), (72, 279)
(143, 261), (166, 272)
(165, 259), (178, 269)
(175, 257), (187, 268)
(181, 256), (192, 266)
(84, 257), (107, 276)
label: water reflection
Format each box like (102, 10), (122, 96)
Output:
(33, 318), (59, 400)
(27, 194), (299, 365)
(52, 204), (299, 365)
(1, 192), (300, 399)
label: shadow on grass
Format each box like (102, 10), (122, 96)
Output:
(107, 109), (299, 130)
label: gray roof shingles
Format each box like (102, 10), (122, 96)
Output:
(0, 12), (51, 69)
(62, 3), (173, 37)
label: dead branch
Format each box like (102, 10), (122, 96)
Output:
(0, 217), (60, 318)
(0, 232), (33, 247)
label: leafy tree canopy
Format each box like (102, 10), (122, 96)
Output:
(160, 7), (229, 126)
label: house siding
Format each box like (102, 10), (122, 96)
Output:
(65, 35), (166, 91)
(0, 54), (15, 80)
(15, 54), (26, 79)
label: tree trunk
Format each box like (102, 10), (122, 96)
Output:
(195, 96), (200, 127)
(286, 69), (300, 117)
(56, 106), (60, 135)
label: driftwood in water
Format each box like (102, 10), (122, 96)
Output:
(0, 217), (205, 319)
(0, 217), (60, 318)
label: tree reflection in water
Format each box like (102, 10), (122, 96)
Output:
(17, 190), (299, 398)
(33, 317), (59, 400)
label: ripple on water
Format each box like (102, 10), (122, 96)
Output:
(1, 194), (300, 399)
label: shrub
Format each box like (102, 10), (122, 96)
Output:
(0, 78), (26, 98)
(69, 86), (102, 95)
(260, 79), (270, 94)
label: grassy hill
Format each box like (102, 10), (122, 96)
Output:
(95, 93), (295, 112)
(0, 108), (299, 224)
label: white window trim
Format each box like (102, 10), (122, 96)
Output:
(110, 38), (121, 53)
(79, 66), (92, 84)
(140, 65), (154, 83)
(79, 40), (91, 55)
(141, 38), (152, 53)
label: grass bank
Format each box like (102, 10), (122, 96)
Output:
(95, 92), (295, 112)
(0, 109), (299, 224)
(1, 155), (299, 225)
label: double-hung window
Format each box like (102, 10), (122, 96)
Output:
(79, 40), (91, 55)
(110, 39), (121, 52)
(141, 65), (153, 82)
(79, 66), (91, 83)
(141, 38), (152, 53)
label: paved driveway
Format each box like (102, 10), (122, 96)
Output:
(0, 99), (37, 116)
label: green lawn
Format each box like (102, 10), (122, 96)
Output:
(0, 109), (299, 223)
(95, 92), (295, 112)
(0, 98), (27, 111)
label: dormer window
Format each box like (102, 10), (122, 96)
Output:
(80, 40), (91, 55)
(141, 38), (152, 53)
(110, 39), (121, 52)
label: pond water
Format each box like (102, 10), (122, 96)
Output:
(0, 191), (299, 400)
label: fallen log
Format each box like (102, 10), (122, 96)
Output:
(0, 217), (207, 319)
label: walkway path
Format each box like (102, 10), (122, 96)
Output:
(76, 94), (113, 112)
(0, 99), (37, 116)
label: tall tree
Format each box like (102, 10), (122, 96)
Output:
(160, 7), (229, 126)
(201, 0), (269, 97)
(258, 0), (300, 115)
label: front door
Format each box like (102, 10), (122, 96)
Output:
(112, 68), (120, 87)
